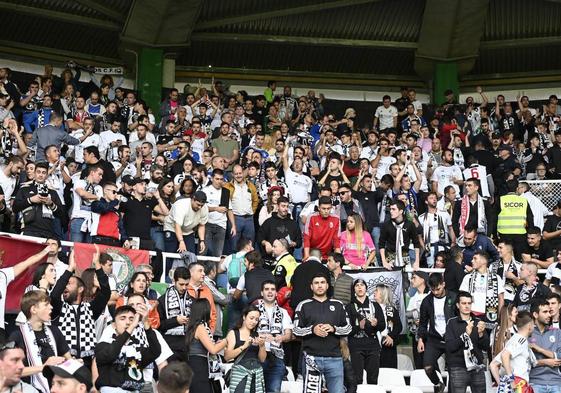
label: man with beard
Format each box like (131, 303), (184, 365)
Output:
(379, 200), (420, 270)
(112, 145), (136, 185)
(50, 247), (111, 369)
(258, 196), (302, 257)
(99, 118), (127, 162)
(419, 192), (456, 268)
(157, 267), (192, 362)
(431, 149), (463, 199)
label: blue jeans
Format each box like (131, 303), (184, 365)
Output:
(150, 226), (165, 251)
(371, 226), (381, 265)
(231, 215), (255, 249)
(303, 356), (344, 393)
(533, 385), (561, 393)
(262, 356), (285, 393)
(164, 231), (196, 254)
(69, 218), (90, 243)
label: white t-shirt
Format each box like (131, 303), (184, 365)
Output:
(463, 165), (490, 198)
(418, 211), (452, 244)
(71, 179), (103, 219)
(460, 272), (504, 315)
(284, 169), (312, 204)
(431, 164), (462, 196)
(69, 130), (100, 163)
(203, 185), (230, 229)
(99, 130), (127, 161)
(433, 296), (447, 337)
(376, 155), (396, 179)
(375, 105), (398, 130)
(0, 170), (16, 201)
(143, 329), (173, 382)
(112, 161), (137, 186)
(495, 333), (534, 381)
(0, 267), (15, 329)
(46, 165), (70, 206)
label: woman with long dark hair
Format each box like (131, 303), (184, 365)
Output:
(116, 272), (160, 329)
(225, 305), (266, 393)
(186, 298), (229, 393)
(151, 178), (175, 251)
(29, 262), (57, 293)
(346, 279), (385, 384)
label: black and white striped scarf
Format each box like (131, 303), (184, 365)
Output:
(57, 302), (96, 357)
(163, 286), (192, 335)
(256, 299), (284, 359)
(468, 271), (499, 325)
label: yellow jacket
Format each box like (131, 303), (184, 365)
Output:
(224, 180), (259, 213)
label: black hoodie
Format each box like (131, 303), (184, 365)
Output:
(257, 212), (302, 251)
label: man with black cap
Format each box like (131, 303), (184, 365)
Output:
(167, 190), (208, 254)
(43, 359), (92, 393)
(0, 341), (39, 393)
(120, 177), (169, 250)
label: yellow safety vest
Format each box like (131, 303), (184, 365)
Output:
(497, 194), (527, 234)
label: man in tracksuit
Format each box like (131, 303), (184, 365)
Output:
(417, 273), (456, 393)
(293, 272), (351, 393)
(445, 291), (488, 393)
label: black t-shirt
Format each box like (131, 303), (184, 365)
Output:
(544, 215), (561, 252)
(119, 196), (158, 239)
(10, 325), (69, 368)
(522, 242), (553, 262)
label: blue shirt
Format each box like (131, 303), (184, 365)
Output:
(529, 326), (561, 385)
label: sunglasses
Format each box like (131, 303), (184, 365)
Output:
(0, 341), (16, 352)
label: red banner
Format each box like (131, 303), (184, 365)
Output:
(73, 243), (150, 292)
(2, 236), (47, 313)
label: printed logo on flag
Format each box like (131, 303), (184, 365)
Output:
(104, 248), (135, 293)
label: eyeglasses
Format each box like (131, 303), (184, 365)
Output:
(340, 191), (350, 195)
(107, 189), (118, 194)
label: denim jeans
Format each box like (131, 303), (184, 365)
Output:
(533, 385), (561, 393)
(205, 223), (226, 257)
(164, 231), (196, 254)
(303, 356), (344, 393)
(69, 218), (90, 243)
(231, 215), (255, 249)
(371, 226), (381, 265)
(262, 355), (285, 393)
(150, 226), (165, 251)
(448, 367), (486, 393)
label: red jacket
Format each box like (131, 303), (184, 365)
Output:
(303, 212), (341, 260)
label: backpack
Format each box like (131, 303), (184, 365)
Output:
(228, 252), (247, 287)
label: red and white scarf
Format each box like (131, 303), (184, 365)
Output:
(459, 195), (486, 236)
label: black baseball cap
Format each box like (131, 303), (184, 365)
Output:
(43, 359), (92, 391)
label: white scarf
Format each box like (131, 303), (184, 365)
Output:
(393, 220), (405, 267)
(20, 322), (57, 393)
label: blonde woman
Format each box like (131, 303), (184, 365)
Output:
(340, 214), (376, 269)
(375, 284), (402, 368)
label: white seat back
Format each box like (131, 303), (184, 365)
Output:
(378, 368), (406, 386)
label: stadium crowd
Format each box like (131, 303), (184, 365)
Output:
(1, 62), (561, 393)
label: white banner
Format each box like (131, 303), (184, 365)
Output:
(347, 269), (407, 334)
(93, 67), (124, 75)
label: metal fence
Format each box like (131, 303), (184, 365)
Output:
(526, 179), (561, 211)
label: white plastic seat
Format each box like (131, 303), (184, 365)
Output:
(397, 353), (415, 371)
(378, 368), (406, 387)
(285, 366), (295, 382)
(357, 384), (388, 393)
(409, 369), (443, 393)
(281, 380), (303, 393)
(391, 387), (424, 393)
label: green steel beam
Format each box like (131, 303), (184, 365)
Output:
(191, 32), (417, 50)
(138, 48), (163, 123)
(194, 0), (380, 30)
(0, 1), (121, 31)
(73, 0), (125, 21)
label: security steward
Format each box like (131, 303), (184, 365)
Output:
(497, 179), (533, 259)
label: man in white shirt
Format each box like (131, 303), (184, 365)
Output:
(99, 118), (126, 161)
(69, 117), (99, 164)
(418, 192), (456, 268)
(431, 149), (463, 198)
(45, 145), (71, 207)
(112, 145), (137, 186)
(202, 169), (236, 257)
(69, 164), (103, 243)
(45, 238), (67, 280)
(374, 95), (398, 131)
(0, 155), (23, 202)
(169, 190), (209, 255)
(460, 251), (505, 328)
(225, 164), (258, 249)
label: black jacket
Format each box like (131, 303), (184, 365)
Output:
(293, 297), (352, 357)
(257, 212), (302, 251)
(379, 218), (420, 254)
(95, 328), (161, 391)
(244, 267), (275, 303)
(513, 282), (551, 312)
(418, 292), (456, 341)
(444, 316), (490, 368)
(289, 259), (332, 310)
(352, 189), (385, 231)
(13, 181), (64, 238)
(346, 297), (385, 349)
